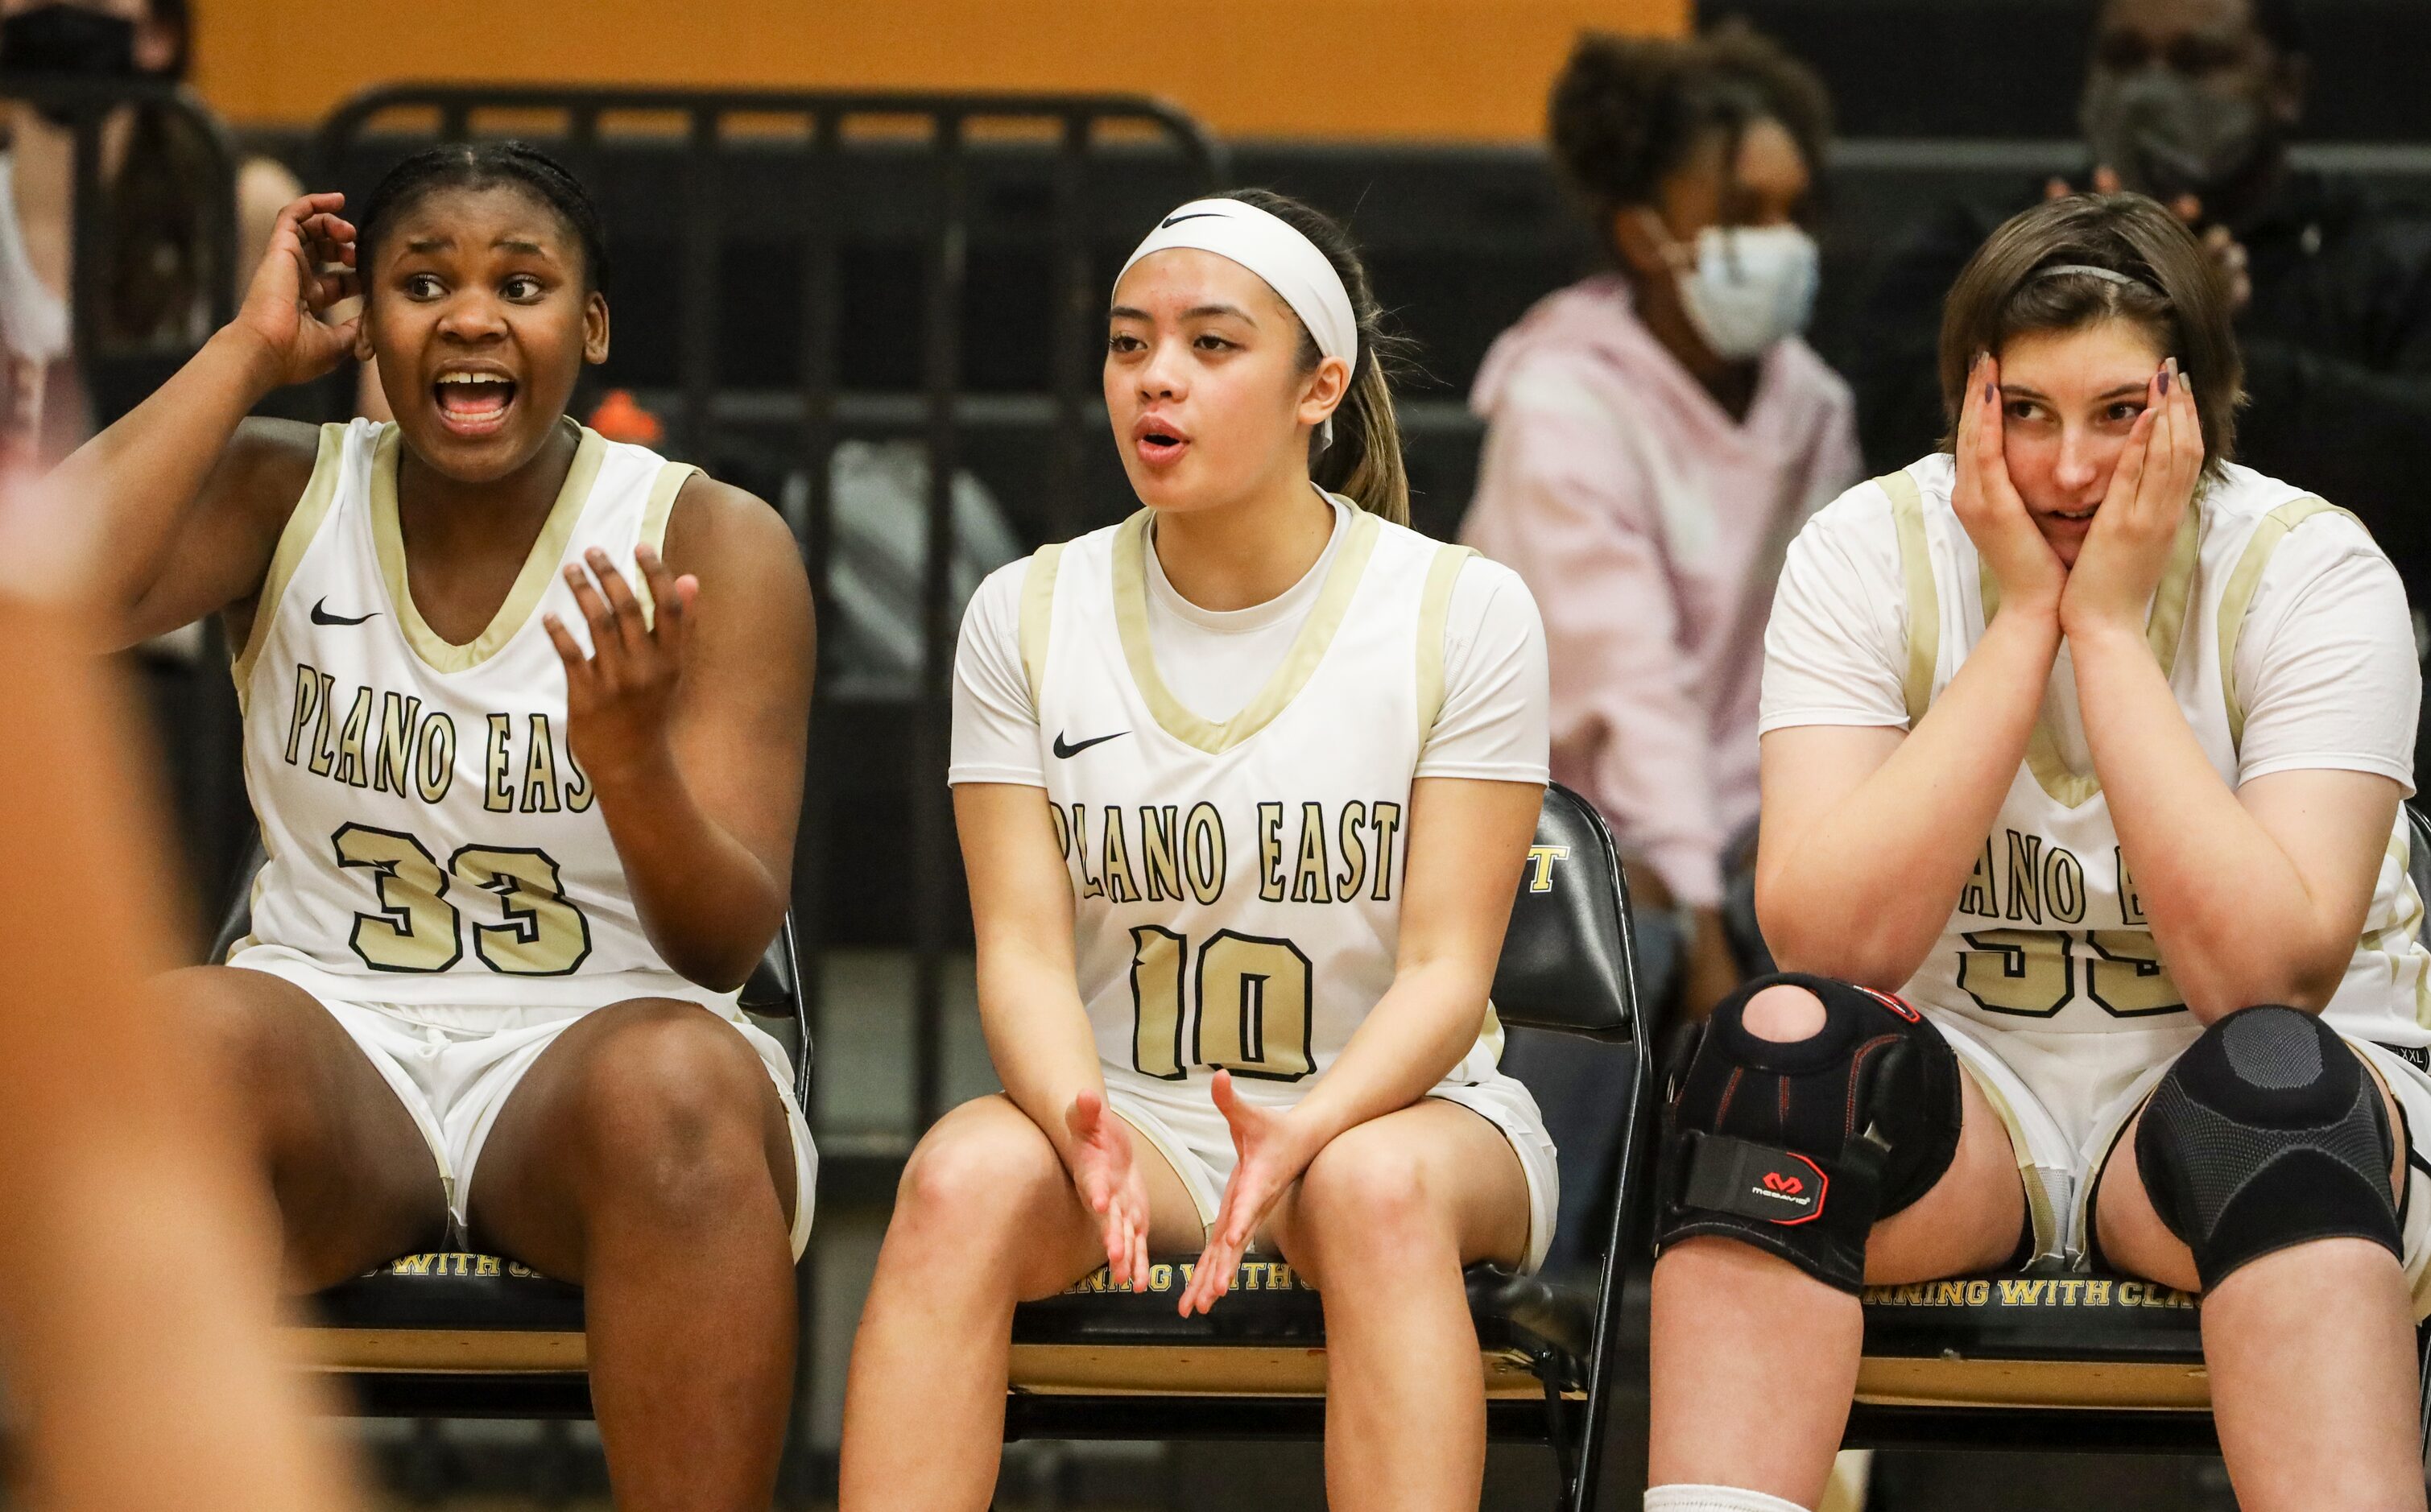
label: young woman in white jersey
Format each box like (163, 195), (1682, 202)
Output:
(839, 190), (1557, 1510)
(30, 144), (816, 1511)
(1647, 192), (2431, 1512)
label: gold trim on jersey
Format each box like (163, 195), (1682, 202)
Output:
(2374, 829), (2431, 1029)
(1019, 541), (1068, 710)
(2215, 495), (2355, 749)
(368, 420), (608, 675)
(1414, 543), (1475, 743)
(2209, 498), (2413, 1018)
(1106, 1105), (1218, 1230)
(632, 460), (701, 630)
(1478, 1004), (1507, 1065)
(1110, 502), (1381, 754)
(1978, 506), (2201, 808)
(1886, 467), (2202, 804)
(1962, 1061), (2061, 1262)
(1879, 470), (1939, 728)
(230, 422), (349, 712)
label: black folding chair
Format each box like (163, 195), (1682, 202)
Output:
(1001, 783), (1652, 1512)
(1820, 805), (2431, 1461)
(203, 847), (811, 1418)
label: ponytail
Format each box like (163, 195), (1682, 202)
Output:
(1218, 188), (1416, 527)
(1319, 356), (1410, 527)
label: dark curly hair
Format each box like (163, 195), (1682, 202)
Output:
(1548, 20), (1832, 221)
(358, 141), (610, 292)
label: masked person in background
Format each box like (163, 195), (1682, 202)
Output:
(1461, 23), (1859, 1022)
(0, 0), (301, 474)
(1852, 0), (2431, 783)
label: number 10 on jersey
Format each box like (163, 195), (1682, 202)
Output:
(1130, 926), (1316, 1081)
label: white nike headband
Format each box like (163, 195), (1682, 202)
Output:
(1118, 197), (1359, 445)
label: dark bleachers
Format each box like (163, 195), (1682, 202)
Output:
(1254, 138), (2431, 432)
(1709, 0), (2431, 143)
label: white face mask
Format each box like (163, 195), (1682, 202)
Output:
(1660, 221), (1821, 361)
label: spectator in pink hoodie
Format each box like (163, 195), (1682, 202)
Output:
(1463, 24), (1861, 1018)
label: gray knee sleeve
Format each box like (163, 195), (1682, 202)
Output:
(2135, 1005), (2400, 1290)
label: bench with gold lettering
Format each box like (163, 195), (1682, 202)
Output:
(1850, 1265), (2220, 1448)
(1003, 783), (1654, 1512)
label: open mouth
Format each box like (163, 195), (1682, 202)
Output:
(433, 370), (519, 436)
(2048, 505), (2098, 525)
(1133, 416), (1190, 467)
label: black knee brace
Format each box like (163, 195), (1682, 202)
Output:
(2135, 1004), (2400, 1290)
(1656, 973), (1965, 1293)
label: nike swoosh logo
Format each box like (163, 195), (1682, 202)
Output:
(1052, 729), (1129, 759)
(310, 597), (378, 627)
(1160, 212), (1225, 229)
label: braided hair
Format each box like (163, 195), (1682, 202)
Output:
(357, 141), (610, 291)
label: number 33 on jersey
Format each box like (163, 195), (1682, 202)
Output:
(225, 418), (732, 1012)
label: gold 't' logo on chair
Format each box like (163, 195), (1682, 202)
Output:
(1525, 845), (1569, 893)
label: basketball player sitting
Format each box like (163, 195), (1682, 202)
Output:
(1649, 192), (2431, 1512)
(837, 191), (1559, 1512)
(34, 144), (816, 1512)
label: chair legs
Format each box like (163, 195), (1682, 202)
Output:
(1540, 1369), (1583, 1508)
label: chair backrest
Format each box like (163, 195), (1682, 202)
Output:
(1490, 783), (1643, 1041)
(742, 912), (813, 1113)
(1486, 785), (1652, 1286)
(205, 840), (268, 967)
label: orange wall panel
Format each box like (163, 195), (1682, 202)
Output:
(192, 0), (1687, 140)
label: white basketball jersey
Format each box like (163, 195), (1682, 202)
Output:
(1879, 452), (2431, 1051)
(1019, 502), (1503, 1102)
(225, 417), (734, 1011)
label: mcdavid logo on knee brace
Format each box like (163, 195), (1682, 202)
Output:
(1679, 1134), (1831, 1225)
(1657, 974), (1961, 1293)
(1751, 1152), (1828, 1222)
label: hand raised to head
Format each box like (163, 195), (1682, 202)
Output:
(2062, 357), (2204, 641)
(232, 193), (360, 389)
(1952, 351), (2069, 620)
